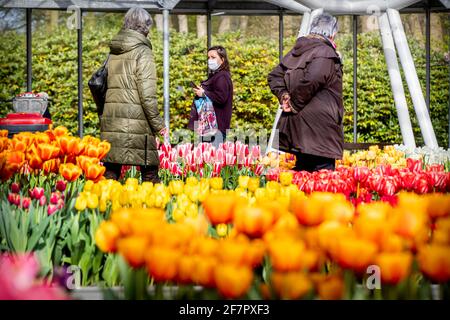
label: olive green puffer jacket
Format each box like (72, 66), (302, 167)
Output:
(100, 28), (164, 166)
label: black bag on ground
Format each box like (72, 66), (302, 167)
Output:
(88, 55), (109, 116)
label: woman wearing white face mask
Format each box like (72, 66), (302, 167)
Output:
(188, 46), (233, 146)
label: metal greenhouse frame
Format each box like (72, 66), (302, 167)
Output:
(0, 0), (449, 148)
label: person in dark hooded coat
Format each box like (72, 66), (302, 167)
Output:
(268, 13), (344, 172)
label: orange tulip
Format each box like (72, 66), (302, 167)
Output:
(72, 140), (86, 156)
(117, 236), (149, 268)
(59, 163), (82, 182)
(190, 255), (217, 287)
(324, 201), (355, 224)
(145, 246), (180, 282)
(58, 135), (79, 155)
(271, 272), (313, 300)
(0, 129), (7, 137)
(76, 155), (100, 172)
(217, 239), (248, 266)
(425, 193), (450, 220)
(37, 143), (60, 161)
(10, 138), (27, 153)
(354, 216), (387, 247)
(214, 264), (253, 299)
(177, 255), (197, 284)
(13, 132), (34, 147)
(84, 163), (106, 182)
(53, 126), (69, 137)
(313, 274), (344, 300)
(34, 132), (51, 145)
(97, 141), (111, 159)
(389, 207), (428, 240)
(5, 151), (25, 173)
(290, 192), (329, 227)
(42, 158), (60, 174)
(26, 144), (43, 170)
(95, 221), (120, 253)
(375, 252), (412, 285)
(84, 145), (102, 158)
(233, 205), (274, 238)
(111, 208), (134, 236)
(268, 238), (306, 272)
(417, 244), (450, 283)
(0, 137), (8, 152)
(335, 238), (378, 274)
(202, 193), (236, 225)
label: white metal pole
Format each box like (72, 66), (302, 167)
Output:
(378, 13), (416, 149)
(298, 11), (311, 37)
(163, 9), (170, 130)
(387, 8), (438, 148)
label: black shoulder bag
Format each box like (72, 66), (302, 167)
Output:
(88, 54), (109, 116)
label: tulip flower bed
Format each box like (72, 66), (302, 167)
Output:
(1, 127), (450, 300)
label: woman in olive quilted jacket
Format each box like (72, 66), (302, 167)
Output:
(100, 7), (167, 182)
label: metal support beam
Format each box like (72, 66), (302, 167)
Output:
(26, 8), (32, 92)
(298, 11), (311, 38)
(279, 11), (284, 61)
(353, 15), (358, 143)
(448, 13), (450, 148)
(163, 9), (170, 130)
(378, 13), (416, 149)
(425, 3), (431, 110)
(77, 9), (83, 138)
(207, 11), (212, 49)
(387, 8), (438, 148)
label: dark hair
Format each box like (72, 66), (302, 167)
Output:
(208, 45), (230, 72)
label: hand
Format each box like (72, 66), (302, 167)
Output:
(193, 86), (205, 97)
(281, 93), (292, 112)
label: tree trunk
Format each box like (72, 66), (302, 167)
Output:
(218, 16), (231, 34)
(154, 14), (163, 32)
(360, 15), (378, 33)
(239, 16), (248, 33)
(408, 14), (424, 43)
(431, 13), (444, 46)
(338, 16), (352, 34)
(46, 11), (59, 32)
(178, 15), (188, 33)
(197, 15), (207, 38)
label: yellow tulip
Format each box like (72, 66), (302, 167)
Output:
(238, 176), (250, 189)
(186, 176), (199, 186)
(99, 197), (108, 212)
(186, 202), (199, 218)
(280, 171), (293, 186)
(169, 180), (184, 195)
(210, 177), (224, 190)
(83, 179), (94, 192)
(172, 208), (185, 222)
(248, 177), (260, 193)
(216, 223), (228, 237)
(144, 194), (155, 208)
(86, 192), (99, 209)
(125, 178), (139, 187)
(75, 195), (87, 211)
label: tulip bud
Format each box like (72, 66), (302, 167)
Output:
(11, 182), (20, 194)
(21, 197), (31, 209)
(39, 195), (47, 206)
(57, 198), (65, 210)
(50, 192), (60, 204)
(56, 180), (67, 192)
(29, 187), (45, 200)
(47, 204), (58, 215)
(8, 193), (21, 206)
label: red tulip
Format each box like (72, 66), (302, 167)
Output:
(11, 182), (20, 194)
(353, 166), (370, 184)
(47, 204), (58, 215)
(414, 177), (430, 194)
(39, 195), (47, 206)
(21, 197), (31, 209)
(8, 193), (21, 206)
(29, 187), (45, 200)
(56, 180), (67, 192)
(406, 158), (423, 172)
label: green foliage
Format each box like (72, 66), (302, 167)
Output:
(0, 25), (448, 146)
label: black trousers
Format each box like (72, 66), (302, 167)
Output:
(293, 153), (335, 172)
(103, 162), (160, 183)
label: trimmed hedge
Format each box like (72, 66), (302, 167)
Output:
(0, 24), (448, 146)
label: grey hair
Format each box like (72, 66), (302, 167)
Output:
(123, 7), (153, 36)
(310, 13), (338, 39)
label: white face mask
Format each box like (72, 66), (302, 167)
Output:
(208, 59), (221, 71)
